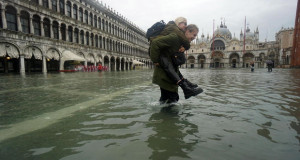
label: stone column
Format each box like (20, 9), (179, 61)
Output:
(60, 60), (64, 71)
(57, 1), (60, 13)
(30, 15), (34, 34)
(42, 56), (47, 73)
(66, 27), (69, 42)
(64, 0), (67, 16)
(17, 12), (22, 32)
(73, 28), (76, 43)
(50, 21), (54, 38)
(58, 24), (62, 40)
(38, 0), (42, 5)
(40, 20), (45, 37)
(84, 61), (87, 67)
(1, 7), (7, 29)
(20, 55), (25, 74)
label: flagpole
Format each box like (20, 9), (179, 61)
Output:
(243, 16), (246, 54)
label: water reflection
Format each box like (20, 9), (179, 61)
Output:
(147, 106), (198, 160)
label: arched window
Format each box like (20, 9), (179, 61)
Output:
(52, 0), (57, 12)
(98, 17), (101, 29)
(32, 0), (39, 4)
(68, 26), (73, 42)
(74, 28), (79, 43)
(89, 13), (93, 26)
(73, 4), (78, 20)
(66, 1), (71, 17)
(84, 10), (88, 24)
(99, 36), (102, 48)
(105, 21), (108, 32)
(95, 35), (98, 48)
(91, 33), (94, 46)
(211, 40), (225, 51)
(43, 0), (49, 8)
(103, 37), (106, 49)
(94, 15), (97, 28)
(43, 18), (51, 37)
(20, 11), (30, 33)
(109, 23), (111, 34)
(61, 23), (66, 41)
(53, 21), (59, 39)
(33, 15), (41, 36)
(59, 0), (65, 15)
(79, 8), (83, 22)
(5, 6), (17, 31)
(86, 32), (89, 45)
(80, 30), (84, 44)
(102, 19), (105, 31)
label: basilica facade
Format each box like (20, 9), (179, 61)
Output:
(185, 22), (279, 69)
(0, 0), (150, 73)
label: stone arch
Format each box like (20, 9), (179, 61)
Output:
(0, 42), (20, 58)
(104, 55), (110, 69)
(187, 55), (196, 68)
(243, 52), (255, 68)
(116, 57), (121, 71)
(24, 45), (43, 60)
(0, 42), (20, 73)
(24, 45), (43, 72)
(198, 54), (206, 68)
(229, 52), (240, 68)
(110, 56), (116, 71)
(46, 48), (60, 72)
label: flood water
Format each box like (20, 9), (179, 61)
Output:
(0, 68), (300, 160)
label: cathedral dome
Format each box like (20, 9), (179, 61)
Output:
(214, 23), (232, 39)
(245, 27), (255, 39)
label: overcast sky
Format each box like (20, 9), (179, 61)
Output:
(101, 0), (297, 41)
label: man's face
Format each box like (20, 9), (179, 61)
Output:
(185, 30), (198, 42)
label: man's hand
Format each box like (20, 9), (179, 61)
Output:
(178, 46), (185, 52)
(154, 63), (160, 66)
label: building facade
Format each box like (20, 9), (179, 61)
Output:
(185, 22), (279, 69)
(292, 0), (300, 67)
(276, 27), (294, 68)
(0, 0), (151, 74)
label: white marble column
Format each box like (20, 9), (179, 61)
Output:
(42, 56), (47, 73)
(30, 15), (34, 34)
(50, 22), (54, 38)
(40, 20), (44, 36)
(1, 7), (7, 29)
(20, 55), (25, 74)
(84, 61), (87, 67)
(60, 60), (64, 70)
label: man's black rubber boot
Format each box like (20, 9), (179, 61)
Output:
(178, 81), (203, 99)
(184, 79), (198, 89)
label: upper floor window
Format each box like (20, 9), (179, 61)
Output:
(43, 0), (49, 8)
(52, 0), (57, 12)
(6, 6), (17, 31)
(89, 13), (93, 26)
(53, 21), (59, 39)
(33, 15), (41, 36)
(59, 0), (65, 15)
(79, 8), (83, 22)
(66, 1), (71, 17)
(84, 11), (88, 24)
(44, 18), (51, 38)
(20, 11), (30, 34)
(73, 5), (78, 20)
(32, 0), (39, 5)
